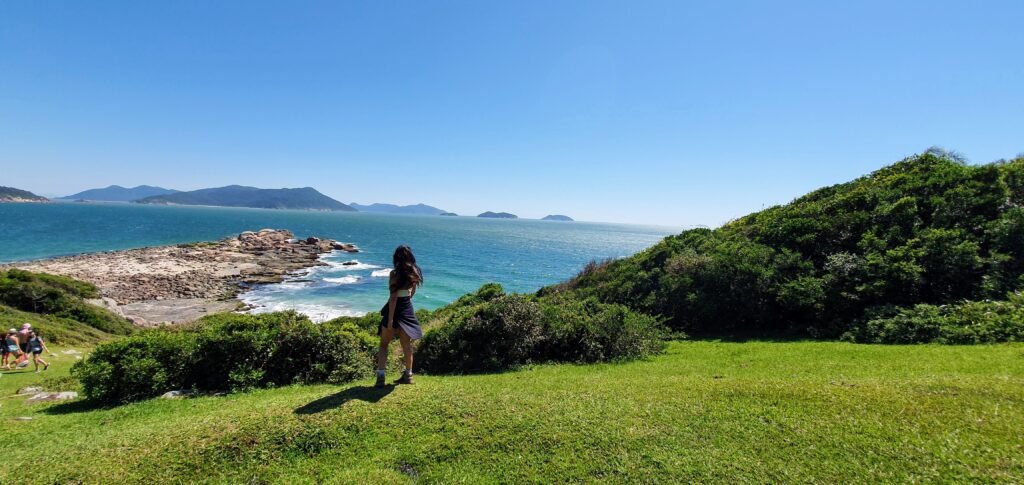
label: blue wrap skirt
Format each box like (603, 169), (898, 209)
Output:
(379, 297), (423, 340)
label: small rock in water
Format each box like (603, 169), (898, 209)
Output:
(17, 386), (44, 395)
(331, 242), (360, 253)
(26, 392), (78, 403)
(341, 260), (359, 266)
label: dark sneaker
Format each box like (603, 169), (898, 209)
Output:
(375, 373), (386, 388)
(394, 372), (414, 385)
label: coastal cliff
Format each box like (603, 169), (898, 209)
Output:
(3, 229), (359, 326)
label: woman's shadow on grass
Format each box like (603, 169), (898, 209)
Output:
(294, 385), (394, 414)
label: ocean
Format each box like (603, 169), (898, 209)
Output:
(0, 202), (676, 320)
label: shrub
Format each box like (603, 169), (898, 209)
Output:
(74, 331), (194, 404)
(540, 297), (667, 363)
(852, 291), (1024, 344)
(418, 288), (666, 373)
(73, 312), (375, 404)
(418, 294), (544, 373)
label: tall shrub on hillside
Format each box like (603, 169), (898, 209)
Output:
(543, 152), (1024, 341)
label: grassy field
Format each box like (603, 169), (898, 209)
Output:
(1, 341), (1022, 483)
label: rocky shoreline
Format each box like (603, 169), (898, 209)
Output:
(2, 229), (358, 326)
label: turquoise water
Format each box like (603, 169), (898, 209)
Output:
(0, 203), (676, 319)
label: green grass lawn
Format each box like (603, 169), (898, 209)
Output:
(1, 341), (1022, 483)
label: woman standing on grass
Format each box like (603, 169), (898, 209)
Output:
(27, 330), (50, 372)
(376, 245), (423, 387)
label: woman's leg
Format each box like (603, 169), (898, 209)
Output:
(397, 329), (413, 375)
(377, 327), (394, 370)
(33, 353), (48, 371)
(375, 327), (394, 387)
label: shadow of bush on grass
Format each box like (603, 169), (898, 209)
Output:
(42, 399), (108, 415)
(294, 385), (395, 414)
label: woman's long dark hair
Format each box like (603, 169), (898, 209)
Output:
(390, 245), (422, 292)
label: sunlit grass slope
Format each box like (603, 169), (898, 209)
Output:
(1, 341), (1021, 483)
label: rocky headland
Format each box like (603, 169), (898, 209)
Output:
(0, 186), (49, 203)
(3, 229), (359, 326)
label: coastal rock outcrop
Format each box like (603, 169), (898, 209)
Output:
(4, 229), (357, 326)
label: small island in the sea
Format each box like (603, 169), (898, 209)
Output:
(0, 186), (49, 203)
(478, 211), (518, 219)
(135, 185), (355, 211)
(350, 202), (449, 215)
(61, 185), (179, 202)
(542, 214), (574, 221)
(440, 212), (458, 216)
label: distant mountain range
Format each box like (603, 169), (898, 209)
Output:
(0, 186), (48, 203)
(61, 185), (179, 202)
(478, 211), (518, 219)
(135, 186), (356, 211)
(542, 215), (574, 221)
(350, 202), (448, 215)
(42, 183), (551, 218)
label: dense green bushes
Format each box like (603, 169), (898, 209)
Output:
(418, 284), (665, 373)
(73, 312), (375, 404)
(545, 152), (1024, 342)
(0, 269), (134, 337)
(850, 291), (1024, 344)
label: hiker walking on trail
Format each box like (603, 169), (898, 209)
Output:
(27, 330), (50, 372)
(3, 328), (29, 370)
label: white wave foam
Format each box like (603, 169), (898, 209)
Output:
(371, 268), (392, 277)
(272, 280), (314, 290)
(324, 275), (361, 284)
(242, 299), (367, 322)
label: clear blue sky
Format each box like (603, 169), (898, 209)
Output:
(2, 1), (1021, 226)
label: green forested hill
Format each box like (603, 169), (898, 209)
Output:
(544, 150), (1024, 341)
(0, 186), (48, 202)
(135, 185), (355, 211)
